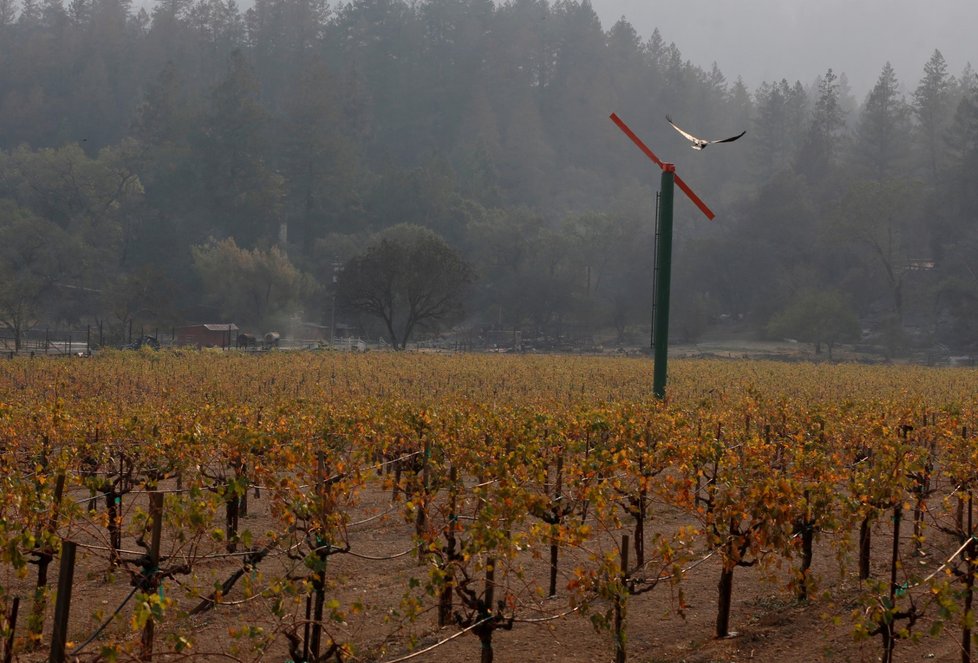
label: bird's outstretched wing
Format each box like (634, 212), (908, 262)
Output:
(666, 115), (745, 149)
(665, 115), (705, 145)
(712, 130), (746, 144)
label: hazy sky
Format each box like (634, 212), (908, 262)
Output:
(587, 0), (977, 98)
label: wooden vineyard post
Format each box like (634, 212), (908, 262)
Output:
(963, 489), (974, 663)
(49, 540), (77, 663)
(858, 515), (873, 580)
(140, 491), (164, 661)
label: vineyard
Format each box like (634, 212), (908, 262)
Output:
(3, 351), (978, 662)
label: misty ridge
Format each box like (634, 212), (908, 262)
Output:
(0, 0), (976, 358)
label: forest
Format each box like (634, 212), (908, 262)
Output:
(1, 0), (977, 353)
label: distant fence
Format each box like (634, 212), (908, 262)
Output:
(0, 327), (96, 357)
(0, 326), (377, 357)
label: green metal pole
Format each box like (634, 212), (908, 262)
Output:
(652, 165), (675, 400)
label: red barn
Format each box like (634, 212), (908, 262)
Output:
(175, 323), (239, 348)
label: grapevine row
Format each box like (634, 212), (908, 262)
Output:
(0, 353), (976, 661)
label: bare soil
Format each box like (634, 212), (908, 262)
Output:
(7, 472), (968, 663)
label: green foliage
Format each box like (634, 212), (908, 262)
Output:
(191, 237), (311, 328)
(767, 289), (859, 356)
(0, 0), (976, 348)
(0, 201), (72, 349)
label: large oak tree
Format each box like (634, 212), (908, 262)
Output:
(337, 224), (473, 350)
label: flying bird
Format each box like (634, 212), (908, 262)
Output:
(666, 115), (746, 150)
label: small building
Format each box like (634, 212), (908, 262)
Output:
(176, 323), (239, 348)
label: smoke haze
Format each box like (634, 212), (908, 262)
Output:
(588, 0), (976, 96)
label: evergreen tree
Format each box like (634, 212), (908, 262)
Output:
(186, 0), (246, 60)
(128, 61), (206, 274)
(198, 49), (283, 245)
(0, 0), (16, 27)
(17, 0), (41, 25)
(912, 49), (952, 181)
(132, 61), (195, 146)
(273, 59), (362, 244)
(945, 82), (978, 227)
(246, 0), (331, 108)
(541, 0), (611, 206)
(333, 0), (423, 163)
(795, 68), (846, 181)
(752, 79), (808, 180)
(418, 0), (494, 145)
(852, 62), (912, 180)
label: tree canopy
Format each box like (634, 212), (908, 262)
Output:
(0, 0), (976, 352)
(336, 224), (473, 349)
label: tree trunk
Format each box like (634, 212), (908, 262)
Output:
(881, 623), (894, 663)
(478, 557), (496, 663)
(29, 474), (64, 648)
(438, 466), (458, 627)
(310, 573), (325, 660)
(302, 595), (311, 663)
(716, 566), (734, 638)
(549, 455), (563, 598)
(478, 631), (494, 663)
(615, 535), (629, 663)
(798, 520), (814, 601)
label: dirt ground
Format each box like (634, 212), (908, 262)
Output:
(6, 468), (969, 663)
